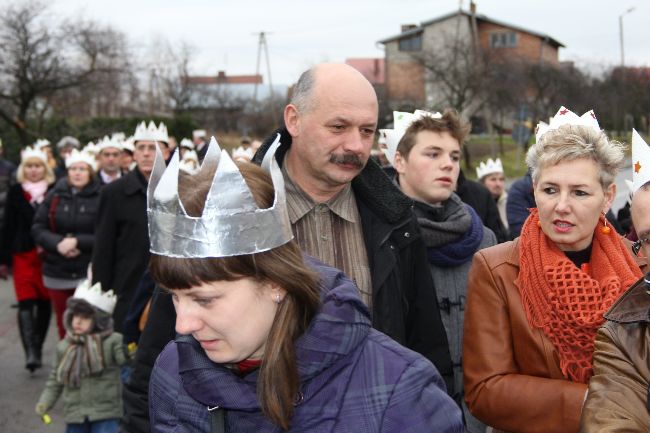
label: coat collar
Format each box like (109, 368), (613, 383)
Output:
(123, 169), (147, 196)
(604, 273), (650, 324)
(254, 128), (414, 225)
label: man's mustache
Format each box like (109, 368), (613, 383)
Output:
(329, 153), (364, 168)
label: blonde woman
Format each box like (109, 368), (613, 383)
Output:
(0, 147), (55, 371)
(463, 108), (645, 433)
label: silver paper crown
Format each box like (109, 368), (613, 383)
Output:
(147, 133), (293, 258)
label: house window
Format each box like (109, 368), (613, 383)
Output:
(489, 32), (518, 48)
(399, 34), (422, 52)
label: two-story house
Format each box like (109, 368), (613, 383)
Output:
(378, 8), (564, 115)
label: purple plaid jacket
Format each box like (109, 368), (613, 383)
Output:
(149, 260), (464, 432)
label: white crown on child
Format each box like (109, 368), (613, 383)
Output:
(231, 146), (254, 162)
(96, 136), (123, 153)
(133, 121), (169, 144)
(631, 129), (650, 194)
(34, 139), (51, 150)
(65, 149), (97, 171)
(179, 138), (195, 150)
(21, 146), (48, 164)
(476, 158), (504, 179)
(147, 133), (293, 258)
(535, 106), (601, 143)
(379, 110), (442, 166)
(73, 280), (117, 314)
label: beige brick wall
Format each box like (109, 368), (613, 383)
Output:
(478, 21), (559, 65)
(385, 59), (425, 106)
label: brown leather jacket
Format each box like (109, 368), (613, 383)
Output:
(463, 239), (645, 433)
(580, 274), (650, 432)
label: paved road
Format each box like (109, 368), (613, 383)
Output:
(0, 276), (65, 433)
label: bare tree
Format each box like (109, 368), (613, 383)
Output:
(137, 38), (195, 116)
(412, 35), (489, 118)
(48, 21), (135, 119)
(0, 2), (120, 144)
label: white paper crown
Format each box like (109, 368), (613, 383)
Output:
(122, 137), (135, 153)
(83, 141), (99, 156)
(535, 106), (601, 143)
(96, 136), (123, 153)
(631, 129), (650, 194)
(147, 133), (293, 258)
(73, 280), (117, 314)
(379, 109), (443, 166)
(133, 121), (169, 144)
(192, 129), (206, 140)
(66, 148), (97, 171)
(21, 146), (48, 164)
(111, 132), (126, 142)
(179, 150), (199, 174)
(179, 138), (195, 150)
(34, 139), (51, 150)
(231, 146), (255, 162)
(476, 158), (504, 179)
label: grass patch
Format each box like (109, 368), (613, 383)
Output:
(463, 134), (528, 180)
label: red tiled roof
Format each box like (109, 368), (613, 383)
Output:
(345, 58), (385, 85)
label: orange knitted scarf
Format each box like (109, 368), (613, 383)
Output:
(516, 209), (642, 383)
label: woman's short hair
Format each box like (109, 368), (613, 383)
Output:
(16, 156), (55, 185)
(396, 108), (471, 159)
(149, 162), (320, 430)
(526, 125), (625, 188)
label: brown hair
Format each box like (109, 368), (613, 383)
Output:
(149, 162), (320, 430)
(396, 108), (471, 159)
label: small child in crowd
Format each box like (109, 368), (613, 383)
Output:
(35, 281), (126, 433)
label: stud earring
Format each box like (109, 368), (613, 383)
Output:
(275, 293), (282, 304)
(600, 213), (611, 235)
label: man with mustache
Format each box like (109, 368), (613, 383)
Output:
(121, 63), (453, 433)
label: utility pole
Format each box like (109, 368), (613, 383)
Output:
(619, 7), (635, 68)
(252, 31), (277, 125)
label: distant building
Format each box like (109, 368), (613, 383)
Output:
(180, 71), (288, 131)
(345, 58), (389, 120)
(378, 8), (564, 112)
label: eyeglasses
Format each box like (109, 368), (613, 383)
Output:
(632, 237), (648, 256)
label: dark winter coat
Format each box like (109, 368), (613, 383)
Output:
(32, 177), (101, 280)
(456, 170), (509, 243)
(121, 128), (454, 433)
(149, 259), (464, 433)
(0, 157), (16, 235)
(0, 183), (41, 265)
(91, 169), (150, 332)
(506, 171), (535, 238)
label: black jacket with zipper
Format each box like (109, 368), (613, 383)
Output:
(31, 177), (100, 280)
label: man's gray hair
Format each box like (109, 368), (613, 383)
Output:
(290, 68), (316, 113)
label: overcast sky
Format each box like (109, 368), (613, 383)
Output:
(24, 0), (650, 84)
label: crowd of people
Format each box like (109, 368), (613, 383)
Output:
(0, 62), (649, 433)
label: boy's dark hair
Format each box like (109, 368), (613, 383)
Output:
(396, 108), (471, 160)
